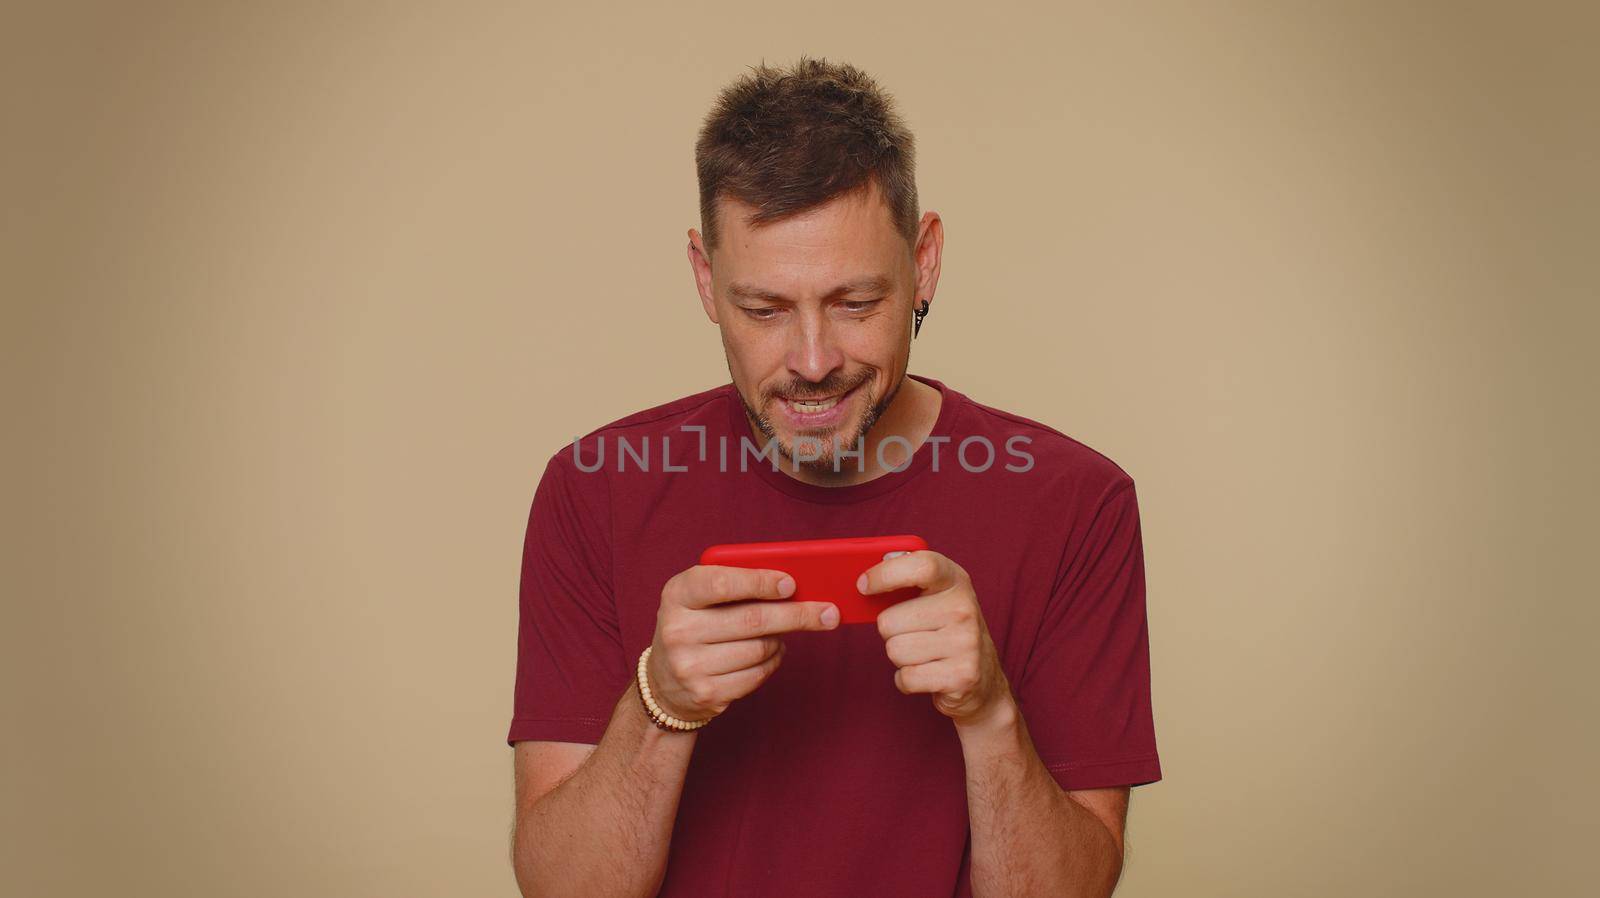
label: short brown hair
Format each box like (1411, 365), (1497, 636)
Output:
(694, 56), (920, 260)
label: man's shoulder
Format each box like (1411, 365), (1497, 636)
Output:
(583, 382), (732, 438)
(953, 387), (1135, 498)
(544, 382), (733, 468)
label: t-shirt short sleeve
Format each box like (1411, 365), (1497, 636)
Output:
(506, 447), (628, 746)
(1015, 478), (1162, 791)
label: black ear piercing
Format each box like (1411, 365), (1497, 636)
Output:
(913, 300), (931, 338)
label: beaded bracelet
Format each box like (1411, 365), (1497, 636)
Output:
(636, 645), (714, 732)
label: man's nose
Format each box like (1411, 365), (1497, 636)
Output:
(784, 309), (845, 384)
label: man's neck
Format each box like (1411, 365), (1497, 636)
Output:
(756, 375), (943, 489)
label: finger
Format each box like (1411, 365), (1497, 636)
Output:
(695, 636), (783, 676)
(892, 658), (962, 696)
(894, 660), (935, 695)
(677, 564), (796, 609)
(701, 599), (840, 642)
(876, 592), (966, 639)
(858, 550), (958, 596)
(707, 640), (787, 694)
(882, 629), (947, 667)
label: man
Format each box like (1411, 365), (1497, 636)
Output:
(507, 56), (1161, 897)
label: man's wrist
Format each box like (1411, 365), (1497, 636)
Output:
(636, 646), (713, 732)
(953, 690), (1020, 739)
(629, 679), (698, 740)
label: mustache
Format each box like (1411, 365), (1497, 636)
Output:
(768, 372), (871, 402)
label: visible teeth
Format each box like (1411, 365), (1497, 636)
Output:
(790, 395), (840, 412)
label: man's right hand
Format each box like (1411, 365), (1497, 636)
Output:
(648, 565), (841, 722)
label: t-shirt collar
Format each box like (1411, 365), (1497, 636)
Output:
(722, 373), (963, 505)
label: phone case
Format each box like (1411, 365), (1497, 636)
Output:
(698, 534), (929, 625)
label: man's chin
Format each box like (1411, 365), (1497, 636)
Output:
(777, 424), (867, 470)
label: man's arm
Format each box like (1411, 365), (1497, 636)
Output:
(509, 563), (839, 897)
(510, 678), (698, 898)
(958, 695), (1128, 898)
(861, 548), (1141, 897)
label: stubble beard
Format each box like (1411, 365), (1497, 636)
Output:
(737, 370), (905, 474)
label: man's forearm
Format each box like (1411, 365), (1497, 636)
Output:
(512, 679), (698, 898)
(958, 696), (1123, 898)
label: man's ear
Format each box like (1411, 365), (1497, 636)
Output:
(687, 228), (719, 324)
(911, 211), (944, 313)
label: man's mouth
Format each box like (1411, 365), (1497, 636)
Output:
(775, 380), (862, 425)
(787, 394), (844, 413)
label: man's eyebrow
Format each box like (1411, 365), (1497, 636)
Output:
(725, 275), (893, 301)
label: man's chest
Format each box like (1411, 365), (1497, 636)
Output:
(605, 484), (1068, 680)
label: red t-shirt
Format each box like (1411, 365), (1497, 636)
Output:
(508, 374), (1161, 897)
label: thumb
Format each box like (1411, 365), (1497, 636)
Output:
(806, 602), (841, 630)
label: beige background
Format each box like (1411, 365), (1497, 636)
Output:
(5, 2), (1595, 896)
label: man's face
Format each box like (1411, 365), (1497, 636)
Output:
(689, 182), (936, 472)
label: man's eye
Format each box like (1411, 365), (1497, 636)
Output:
(742, 306), (780, 321)
(841, 299), (884, 314)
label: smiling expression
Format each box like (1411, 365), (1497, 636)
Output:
(689, 178), (943, 473)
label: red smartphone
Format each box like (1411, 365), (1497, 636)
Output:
(698, 534), (929, 625)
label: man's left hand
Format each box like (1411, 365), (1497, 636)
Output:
(860, 550), (1013, 727)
